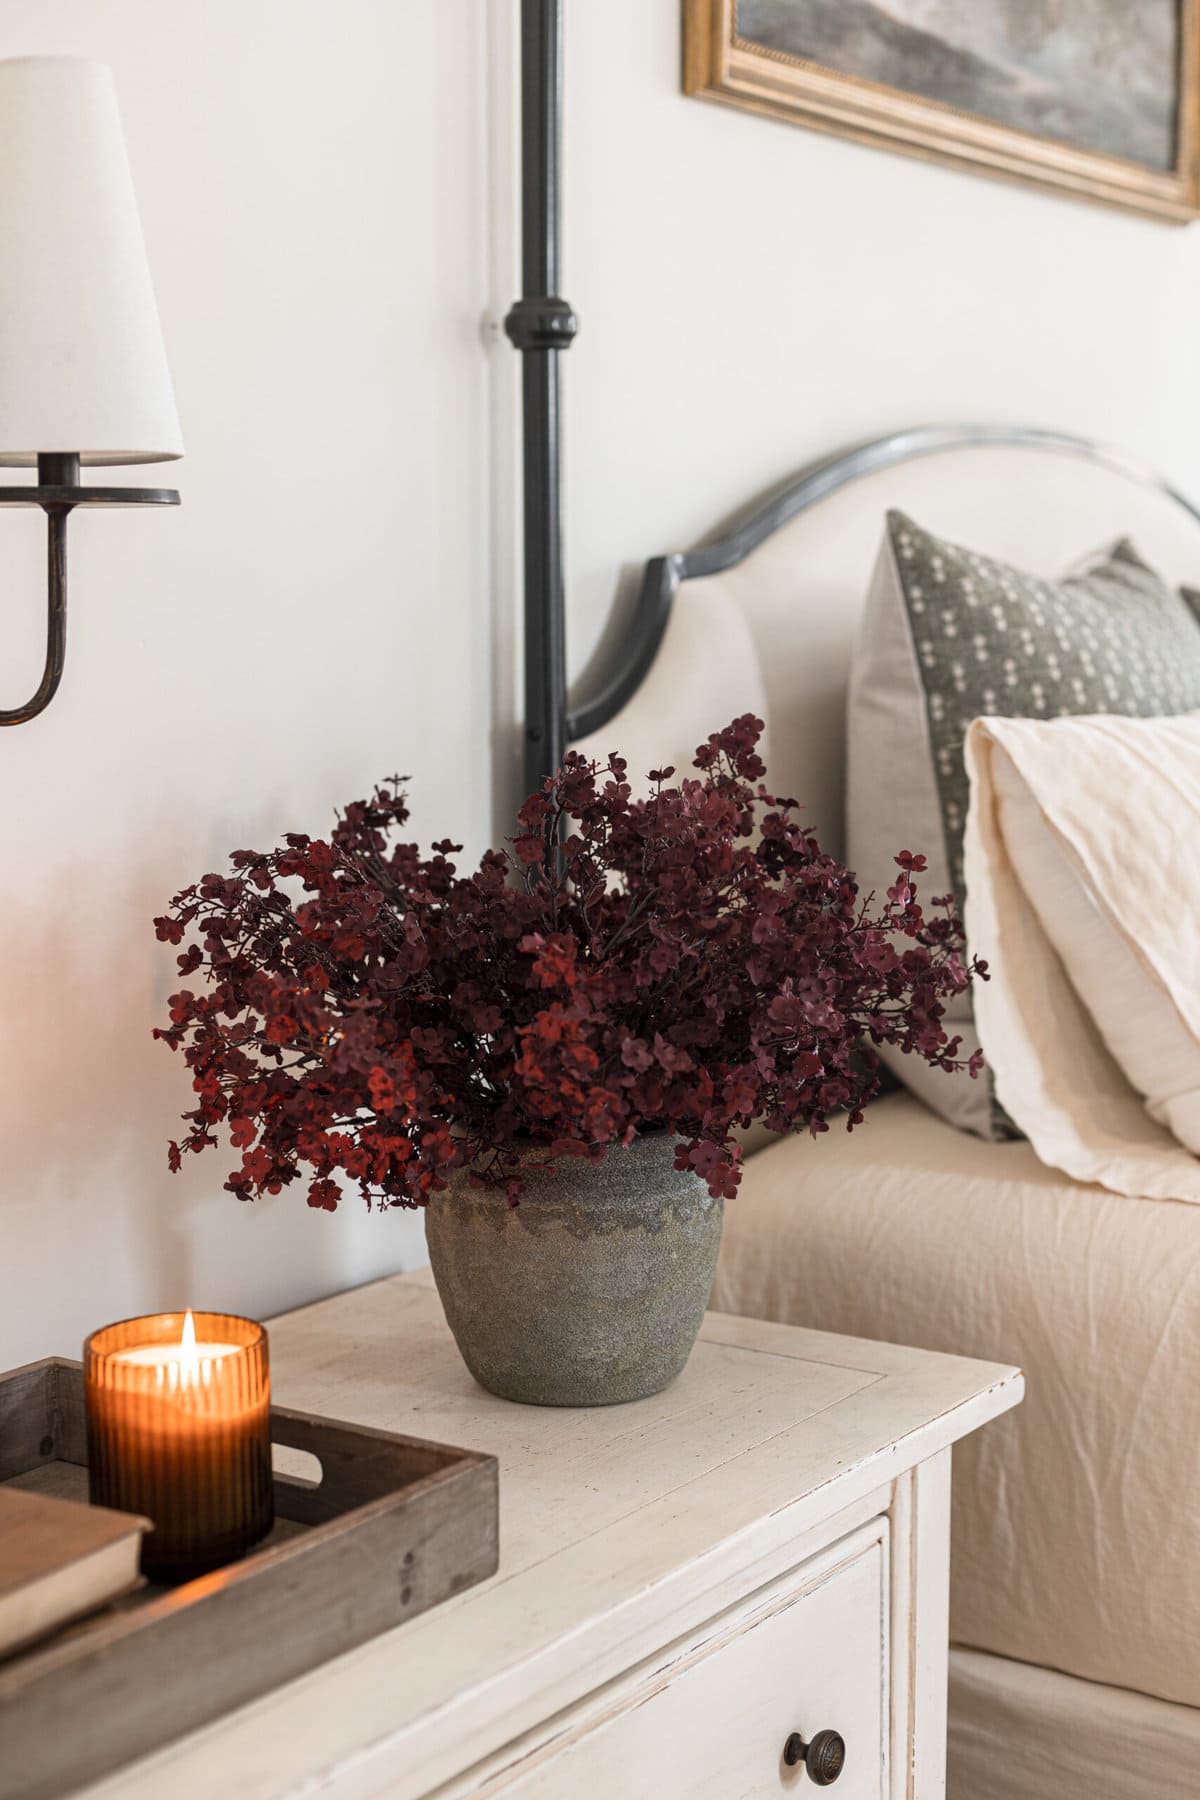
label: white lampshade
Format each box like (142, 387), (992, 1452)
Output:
(0, 56), (182, 467)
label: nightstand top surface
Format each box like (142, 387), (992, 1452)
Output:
(79, 1267), (1021, 1800)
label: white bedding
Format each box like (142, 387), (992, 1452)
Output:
(713, 1091), (1200, 1709)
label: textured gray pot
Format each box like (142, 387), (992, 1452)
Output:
(425, 1133), (723, 1407)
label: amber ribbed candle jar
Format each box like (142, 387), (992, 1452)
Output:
(84, 1311), (273, 1584)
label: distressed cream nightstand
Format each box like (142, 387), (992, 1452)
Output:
(78, 1269), (1021, 1800)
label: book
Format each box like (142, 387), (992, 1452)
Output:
(0, 1487), (148, 1658)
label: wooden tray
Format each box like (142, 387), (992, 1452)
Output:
(0, 1356), (499, 1800)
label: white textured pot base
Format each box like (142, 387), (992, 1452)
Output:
(425, 1135), (724, 1406)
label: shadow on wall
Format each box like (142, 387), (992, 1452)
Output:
(0, 810), (422, 1370)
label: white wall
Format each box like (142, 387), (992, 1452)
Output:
(0, 1), (497, 1367)
(562, 4), (1200, 679)
(4, 0), (1200, 1366)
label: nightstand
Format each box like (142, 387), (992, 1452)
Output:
(78, 1269), (1022, 1799)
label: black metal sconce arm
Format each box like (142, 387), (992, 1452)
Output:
(0, 452), (179, 726)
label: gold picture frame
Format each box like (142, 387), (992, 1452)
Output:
(684, 0), (1200, 223)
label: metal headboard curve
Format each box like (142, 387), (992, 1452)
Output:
(567, 422), (1200, 745)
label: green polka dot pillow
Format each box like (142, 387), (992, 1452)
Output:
(847, 511), (1200, 1139)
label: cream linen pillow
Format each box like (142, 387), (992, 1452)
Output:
(990, 740), (1200, 1152)
(964, 712), (1200, 1202)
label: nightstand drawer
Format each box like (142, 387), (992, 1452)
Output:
(468, 1526), (887, 1798)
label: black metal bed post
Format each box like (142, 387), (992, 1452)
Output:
(505, 0), (578, 800)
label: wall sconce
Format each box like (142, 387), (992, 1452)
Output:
(0, 56), (182, 726)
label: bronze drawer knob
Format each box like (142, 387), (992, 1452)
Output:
(783, 1728), (846, 1784)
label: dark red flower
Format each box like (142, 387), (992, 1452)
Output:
(154, 716), (984, 1207)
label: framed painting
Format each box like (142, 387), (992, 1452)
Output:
(684, 0), (1200, 222)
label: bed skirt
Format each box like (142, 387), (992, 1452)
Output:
(949, 1648), (1200, 1799)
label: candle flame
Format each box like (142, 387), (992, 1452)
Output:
(179, 1309), (199, 1385)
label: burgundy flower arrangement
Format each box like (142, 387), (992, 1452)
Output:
(154, 716), (984, 1209)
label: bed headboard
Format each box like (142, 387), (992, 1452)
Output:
(570, 426), (1200, 860)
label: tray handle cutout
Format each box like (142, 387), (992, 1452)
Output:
(271, 1441), (323, 1488)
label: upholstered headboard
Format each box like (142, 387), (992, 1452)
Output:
(572, 427), (1200, 860)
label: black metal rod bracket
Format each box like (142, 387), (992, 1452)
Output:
(504, 296), (578, 353)
(0, 452), (179, 726)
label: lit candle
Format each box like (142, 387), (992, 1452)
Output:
(84, 1310), (273, 1584)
